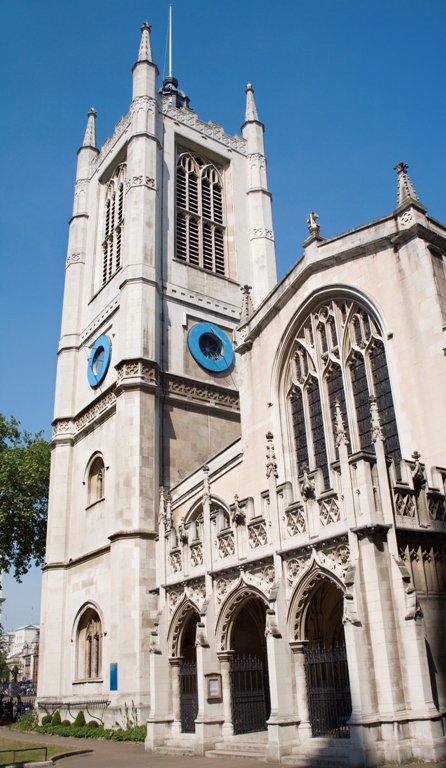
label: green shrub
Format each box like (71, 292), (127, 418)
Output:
(41, 715), (51, 725)
(12, 710), (38, 731)
(51, 710), (61, 726)
(87, 720), (99, 728)
(73, 710), (86, 727)
(61, 719), (71, 726)
(111, 725), (147, 742)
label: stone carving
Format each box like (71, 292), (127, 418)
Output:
(178, 518), (188, 545)
(215, 575), (239, 603)
(91, 113), (132, 175)
(369, 396), (384, 443)
(66, 253), (83, 268)
(131, 95), (156, 110)
(265, 608), (281, 638)
(248, 522), (268, 548)
(52, 420), (71, 438)
(301, 472), (315, 500)
(428, 495), (446, 522)
(240, 284), (254, 321)
(161, 101), (247, 155)
(168, 589), (183, 614)
(319, 496), (341, 525)
(218, 532), (235, 558)
(285, 506), (306, 536)
(266, 432), (278, 480)
(252, 227), (274, 240)
(186, 582), (206, 610)
(163, 374), (239, 410)
(116, 361), (159, 385)
(149, 626), (161, 654)
(247, 152), (266, 169)
(286, 555), (312, 589)
(125, 176), (157, 192)
(405, 585), (423, 620)
(190, 542), (203, 567)
(244, 565), (276, 597)
(231, 495), (246, 526)
(307, 212), (320, 235)
(316, 543), (350, 579)
(395, 491), (416, 518)
(334, 400), (348, 447)
(398, 210), (413, 227)
(169, 550), (182, 574)
(195, 622), (209, 647)
(75, 392), (117, 433)
(411, 451), (425, 485)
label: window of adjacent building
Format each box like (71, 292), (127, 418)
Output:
(102, 164), (126, 285)
(76, 608), (102, 681)
(288, 299), (401, 490)
(88, 456), (105, 505)
(175, 150), (226, 276)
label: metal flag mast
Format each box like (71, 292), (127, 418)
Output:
(169, 5), (172, 78)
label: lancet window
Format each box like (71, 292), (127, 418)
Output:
(88, 456), (105, 505)
(175, 150), (226, 275)
(102, 164), (126, 285)
(288, 300), (401, 490)
(76, 608), (102, 680)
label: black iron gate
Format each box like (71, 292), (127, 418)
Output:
(180, 659), (198, 733)
(304, 643), (352, 738)
(230, 654), (269, 735)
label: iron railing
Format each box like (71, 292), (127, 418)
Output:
(230, 654), (269, 735)
(304, 643), (352, 738)
(180, 659), (198, 733)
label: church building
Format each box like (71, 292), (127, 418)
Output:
(38, 21), (446, 767)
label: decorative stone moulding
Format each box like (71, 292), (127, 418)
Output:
(161, 100), (247, 155)
(75, 392), (117, 433)
(90, 113), (132, 176)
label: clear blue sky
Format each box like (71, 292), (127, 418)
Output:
(2, 0), (446, 628)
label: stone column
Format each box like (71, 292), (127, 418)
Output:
(202, 466), (213, 595)
(169, 657), (183, 737)
(217, 652), (233, 738)
(290, 641), (312, 741)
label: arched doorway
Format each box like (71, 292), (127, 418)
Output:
(303, 579), (352, 738)
(179, 611), (199, 733)
(229, 596), (271, 734)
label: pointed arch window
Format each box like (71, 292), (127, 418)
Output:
(88, 456), (105, 506)
(102, 164), (126, 285)
(176, 150), (226, 275)
(76, 608), (102, 680)
(288, 299), (401, 490)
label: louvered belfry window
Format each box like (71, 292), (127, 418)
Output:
(176, 150), (226, 275)
(102, 164), (126, 285)
(289, 300), (401, 490)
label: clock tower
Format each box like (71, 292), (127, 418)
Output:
(38, 21), (277, 719)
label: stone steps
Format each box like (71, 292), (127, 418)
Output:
(281, 738), (350, 767)
(206, 739), (268, 761)
(155, 744), (195, 756)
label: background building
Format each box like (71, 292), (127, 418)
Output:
(38, 21), (446, 767)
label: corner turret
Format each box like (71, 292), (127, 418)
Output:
(132, 22), (158, 100)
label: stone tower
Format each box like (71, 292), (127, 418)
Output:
(38, 22), (276, 718)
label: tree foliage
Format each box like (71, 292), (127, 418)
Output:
(0, 415), (50, 580)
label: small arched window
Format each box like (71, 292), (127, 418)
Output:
(102, 164), (126, 285)
(88, 456), (105, 505)
(176, 150), (226, 275)
(76, 608), (102, 680)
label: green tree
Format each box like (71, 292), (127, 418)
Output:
(0, 415), (50, 580)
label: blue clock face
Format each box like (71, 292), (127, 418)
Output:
(87, 335), (111, 388)
(187, 323), (234, 373)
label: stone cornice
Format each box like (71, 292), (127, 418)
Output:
(162, 100), (247, 156)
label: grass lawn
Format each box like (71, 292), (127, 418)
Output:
(0, 736), (82, 765)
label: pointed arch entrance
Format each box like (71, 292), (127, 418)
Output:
(302, 578), (352, 738)
(179, 611), (199, 733)
(228, 594), (271, 734)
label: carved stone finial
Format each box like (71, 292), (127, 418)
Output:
(231, 494), (246, 526)
(138, 21), (153, 62)
(334, 399), (348, 447)
(266, 432), (278, 480)
(245, 83), (259, 122)
(301, 470), (315, 500)
(158, 486), (167, 526)
(240, 285), (254, 320)
(394, 161), (419, 207)
(369, 396), (384, 443)
(82, 107), (97, 149)
(307, 212), (320, 235)
(165, 489), (172, 530)
(202, 464), (211, 503)
(411, 451), (425, 484)
(178, 516), (188, 545)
